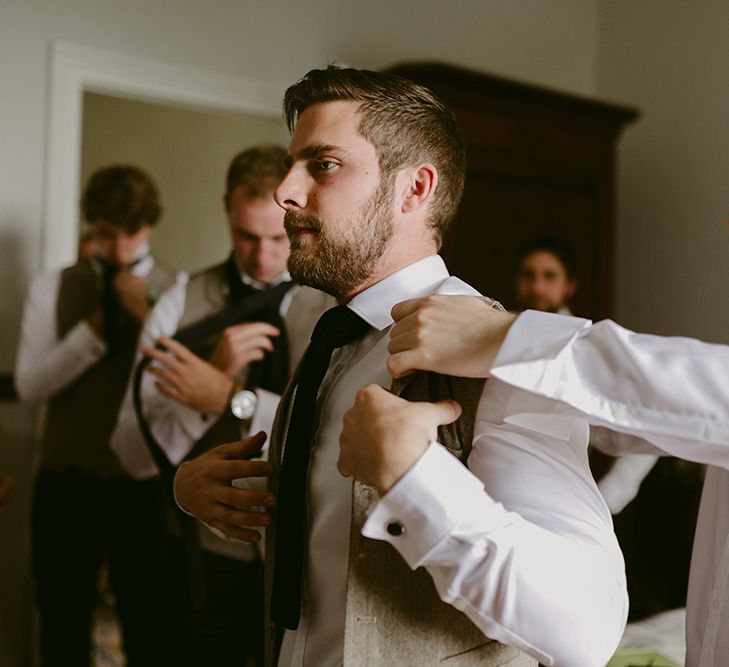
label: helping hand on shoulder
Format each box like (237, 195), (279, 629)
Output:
(387, 296), (517, 380)
(173, 431), (276, 542)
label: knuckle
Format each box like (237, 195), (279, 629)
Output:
(355, 387), (371, 402)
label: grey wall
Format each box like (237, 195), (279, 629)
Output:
(596, 0), (729, 342)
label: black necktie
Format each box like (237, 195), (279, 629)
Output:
(270, 305), (371, 630)
(101, 262), (120, 354)
(96, 253), (148, 355)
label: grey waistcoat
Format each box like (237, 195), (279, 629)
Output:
(263, 301), (536, 666)
(42, 258), (176, 477)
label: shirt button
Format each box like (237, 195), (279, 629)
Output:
(386, 521), (405, 537)
(712, 598), (721, 610)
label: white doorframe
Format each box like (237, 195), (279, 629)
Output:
(41, 41), (286, 270)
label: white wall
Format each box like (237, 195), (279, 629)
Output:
(0, 2), (599, 664)
(595, 0), (729, 342)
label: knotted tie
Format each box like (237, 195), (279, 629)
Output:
(222, 255), (292, 393)
(270, 305), (371, 630)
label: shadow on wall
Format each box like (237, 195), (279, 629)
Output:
(0, 226), (39, 667)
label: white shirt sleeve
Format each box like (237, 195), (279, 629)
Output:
(111, 273), (281, 479)
(14, 271), (107, 401)
(595, 452), (658, 515)
(111, 275), (211, 478)
(589, 426), (659, 514)
(490, 309), (729, 467)
(363, 378), (627, 667)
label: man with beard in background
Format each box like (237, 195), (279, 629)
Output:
(174, 66), (627, 667)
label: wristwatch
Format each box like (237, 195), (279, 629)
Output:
(230, 387), (258, 420)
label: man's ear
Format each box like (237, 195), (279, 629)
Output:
(566, 279), (578, 300)
(398, 163), (438, 214)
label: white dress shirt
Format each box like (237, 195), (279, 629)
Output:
(489, 309), (729, 667)
(533, 307), (658, 515)
(111, 265), (294, 479)
(279, 256), (627, 667)
(15, 249), (154, 402)
(589, 429), (659, 514)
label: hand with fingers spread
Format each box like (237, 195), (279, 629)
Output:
(174, 431), (276, 543)
(208, 322), (280, 377)
(387, 296), (517, 380)
(337, 384), (462, 494)
(143, 337), (235, 415)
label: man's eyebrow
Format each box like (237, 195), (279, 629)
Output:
(286, 144), (350, 165)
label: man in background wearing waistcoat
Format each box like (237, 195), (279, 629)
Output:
(174, 67), (628, 667)
(14, 165), (177, 666)
(112, 145), (332, 666)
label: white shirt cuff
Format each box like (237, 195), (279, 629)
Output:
(491, 310), (590, 384)
(362, 443), (508, 569)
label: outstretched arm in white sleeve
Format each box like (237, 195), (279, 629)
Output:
(387, 296), (729, 468)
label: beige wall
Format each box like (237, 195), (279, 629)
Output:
(0, 2), (601, 665)
(81, 92), (287, 273)
(595, 0), (729, 343)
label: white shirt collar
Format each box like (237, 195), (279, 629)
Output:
(347, 255), (450, 331)
(233, 253), (291, 290)
(89, 242), (153, 276)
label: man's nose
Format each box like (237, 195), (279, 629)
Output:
(253, 241), (267, 262)
(274, 166), (307, 211)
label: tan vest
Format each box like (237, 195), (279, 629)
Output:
(173, 262), (334, 560)
(263, 301), (536, 667)
(42, 258), (176, 477)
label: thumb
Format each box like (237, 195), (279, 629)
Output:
(220, 431), (267, 459)
(421, 399), (462, 427)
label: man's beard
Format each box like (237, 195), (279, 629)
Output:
(284, 179), (395, 300)
(520, 295), (561, 313)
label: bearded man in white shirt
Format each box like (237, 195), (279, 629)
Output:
(15, 165), (177, 667)
(174, 66), (627, 667)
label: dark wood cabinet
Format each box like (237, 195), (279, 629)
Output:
(386, 62), (638, 319)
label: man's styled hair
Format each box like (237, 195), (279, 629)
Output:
(283, 66), (466, 247)
(81, 165), (162, 233)
(515, 235), (578, 280)
(225, 144), (288, 203)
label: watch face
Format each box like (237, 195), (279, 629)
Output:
(231, 389), (257, 420)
